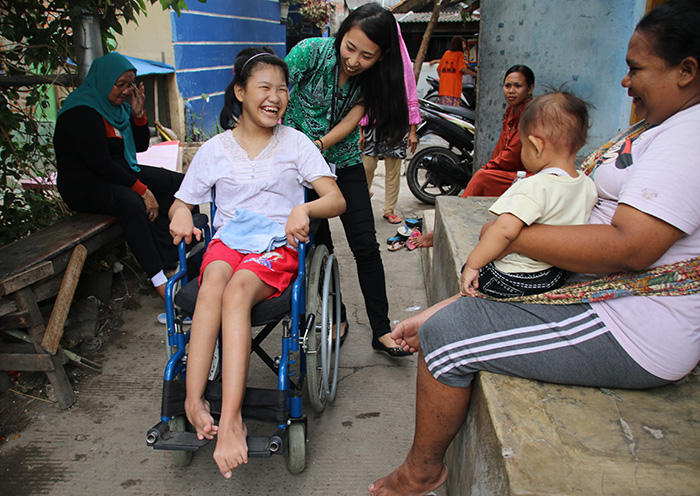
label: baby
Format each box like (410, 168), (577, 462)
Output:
(461, 91), (597, 298)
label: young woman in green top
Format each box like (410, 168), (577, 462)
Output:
(284, 2), (411, 356)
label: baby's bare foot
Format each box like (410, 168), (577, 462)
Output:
(185, 397), (217, 440)
(214, 422), (248, 479)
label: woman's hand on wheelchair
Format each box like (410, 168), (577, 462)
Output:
(285, 205), (311, 248)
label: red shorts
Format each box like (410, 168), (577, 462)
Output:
(199, 239), (299, 299)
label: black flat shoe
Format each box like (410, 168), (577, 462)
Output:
(371, 336), (413, 357)
(333, 321), (349, 348)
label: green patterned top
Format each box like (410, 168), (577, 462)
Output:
(284, 37), (364, 169)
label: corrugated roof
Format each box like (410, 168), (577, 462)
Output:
(394, 9), (479, 23)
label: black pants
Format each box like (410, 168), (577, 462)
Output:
(310, 164), (391, 339)
(59, 165), (183, 278)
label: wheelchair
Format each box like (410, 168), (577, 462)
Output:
(146, 210), (342, 474)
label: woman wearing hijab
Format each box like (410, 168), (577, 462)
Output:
(54, 52), (183, 299)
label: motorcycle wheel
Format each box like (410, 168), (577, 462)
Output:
(426, 93), (440, 105)
(407, 146), (464, 205)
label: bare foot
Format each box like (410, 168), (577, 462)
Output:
(391, 295), (461, 352)
(185, 396), (217, 440)
(413, 230), (434, 248)
(213, 422), (248, 479)
(368, 462), (448, 495)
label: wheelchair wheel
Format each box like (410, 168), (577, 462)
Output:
(285, 422), (306, 474)
(168, 416), (193, 466)
(304, 245), (342, 413)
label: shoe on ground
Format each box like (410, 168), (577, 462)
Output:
(383, 213), (402, 224)
(371, 336), (413, 357)
(157, 313), (192, 325)
(397, 225), (414, 237)
(405, 218), (423, 230)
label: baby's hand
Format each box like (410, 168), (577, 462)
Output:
(460, 266), (480, 297)
(285, 205), (310, 248)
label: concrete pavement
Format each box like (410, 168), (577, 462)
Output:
(0, 164), (444, 496)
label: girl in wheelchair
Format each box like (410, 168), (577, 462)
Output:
(167, 47), (345, 479)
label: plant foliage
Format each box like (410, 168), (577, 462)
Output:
(0, 0), (201, 246)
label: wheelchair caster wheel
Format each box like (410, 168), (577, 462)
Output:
(169, 416), (193, 466)
(285, 422), (306, 474)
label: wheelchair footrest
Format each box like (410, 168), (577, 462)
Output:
(146, 421), (209, 451)
(247, 434), (284, 458)
(146, 421), (284, 457)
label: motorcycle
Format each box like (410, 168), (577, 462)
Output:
(423, 75), (476, 109)
(406, 99), (476, 205)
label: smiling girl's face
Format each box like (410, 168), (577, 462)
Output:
(234, 64), (289, 129)
(338, 26), (383, 79)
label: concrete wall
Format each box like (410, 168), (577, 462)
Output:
(475, 0), (646, 167)
(171, 0), (286, 139)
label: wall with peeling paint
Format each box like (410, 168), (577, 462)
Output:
(475, 0), (646, 166)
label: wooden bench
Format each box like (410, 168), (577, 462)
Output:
(424, 196), (700, 495)
(0, 213), (123, 408)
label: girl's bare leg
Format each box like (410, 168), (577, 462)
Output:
(214, 269), (275, 479)
(369, 354), (472, 495)
(185, 261), (233, 440)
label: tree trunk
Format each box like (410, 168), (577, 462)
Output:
(413, 0), (443, 82)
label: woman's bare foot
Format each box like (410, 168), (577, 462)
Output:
(369, 462), (448, 495)
(213, 421), (248, 479)
(391, 295), (461, 352)
(412, 230), (434, 248)
(185, 397), (217, 440)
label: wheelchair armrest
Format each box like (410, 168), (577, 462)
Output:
(193, 212), (209, 230)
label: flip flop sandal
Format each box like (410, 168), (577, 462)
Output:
(388, 239), (406, 251)
(387, 234), (408, 245)
(406, 228), (422, 251)
(405, 217), (423, 230)
(383, 213), (402, 224)
(397, 225), (413, 237)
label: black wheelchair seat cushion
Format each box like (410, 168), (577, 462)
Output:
(174, 276), (295, 327)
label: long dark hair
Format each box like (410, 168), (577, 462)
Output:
(334, 2), (408, 145)
(636, 0), (700, 67)
(220, 46), (289, 130)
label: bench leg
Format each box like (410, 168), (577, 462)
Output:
(42, 244), (87, 354)
(14, 287), (76, 409)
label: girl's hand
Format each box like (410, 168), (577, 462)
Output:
(285, 205), (310, 248)
(358, 131), (365, 152)
(169, 207), (200, 245)
(130, 81), (146, 118)
(460, 266), (480, 297)
(141, 189), (159, 222)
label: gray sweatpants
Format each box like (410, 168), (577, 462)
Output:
(419, 297), (669, 389)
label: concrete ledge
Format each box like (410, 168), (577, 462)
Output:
(427, 196), (700, 496)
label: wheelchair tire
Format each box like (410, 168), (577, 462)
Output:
(305, 245), (329, 413)
(304, 245), (341, 413)
(285, 422), (306, 474)
(168, 416), (193, 466)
